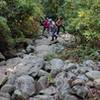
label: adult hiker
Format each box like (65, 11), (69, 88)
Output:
(42, 17), (50, 35)
(49, 19), (58, 41)
(55, 16), (65, 35)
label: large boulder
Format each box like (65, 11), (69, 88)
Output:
(59, 33), (76, 47)
(1, 84), (15, 94)
(0, 92), (10, 100)
(26, 44), (35, 53)
(6, 57), (22, 67)
(94, 79), (100, 89)
(36, 76), (49, 92)
(32, 95), (54, 100)
(35, 38), (50, 46)
(86, 71), (100, 80)
(15, 75), (36, 98)
(50, 59), (64, 77)
(22, 55), (44, 68)
(12, 90), (25, 100)
(83, 60), (96, 69)
(63, 94), (79, 100)
(0, 73), (8, 87)
(63, 63), (78, 71)
(70, 85), (89, 99)
(35, 45), (53, 57)
(50, 58), (64, 76)
(7, 73), (17, 85)
(39, 86), (57, 95)
(13, 55), (44, 76)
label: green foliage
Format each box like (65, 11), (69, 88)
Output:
(0, 16), (10, 34)
(0, 0), (100, 49)
(0, 16), (15, 46)
(0, 0), (44, 48)
(41, 0), (64, 19)
(59, 45), (100, 62)
(0, 0), (44, 37)
(44, 53), (56, 61)
(60, 0), (100, 42)
(47, 73), (53, 83)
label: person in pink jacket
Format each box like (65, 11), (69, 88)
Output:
(42, 17), (50, 34)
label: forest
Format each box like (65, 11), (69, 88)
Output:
(0, 0), (100, 100)
(0, 0), (100, 60)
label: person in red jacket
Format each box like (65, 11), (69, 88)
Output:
(42, 17), (50, 34)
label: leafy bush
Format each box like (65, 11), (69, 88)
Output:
(59, 0), (100, 43)
(0, 16), (15, 46)
(44, 53), (56, 61)
(0, 0), (44, 37)
(59, 45), (100, 62)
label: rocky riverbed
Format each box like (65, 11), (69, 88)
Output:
(0, 34), (100, 100)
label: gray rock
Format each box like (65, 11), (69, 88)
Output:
(33, 95), (54, 100)
(67, 72), (76, 80)
(35, 45), (53, 57)
(54, 72), (70, 97)
(63, 63), (78, 71)
(44, 63), (51, 71)
(13, 56), (44, 76)
(38, 70), (49, 77)
(54, 71), (68, 87)
(12, 90), (25, 100)
(63, 94), (79, 100)
(59, 34), (76, 47)
(15, 75), (36, 97)
(35, 38), (49, 46)
(83, 60), (96, 69)
(97, 62), (100, 67)
(77, 66), (93, 74)
(50, 58), (64, 70)
(77, 74), (89, 81)
(22, 55), (44, 69)
(6, 57), (22, 67)
(29, 97), (38, 100)
(28, 67), (39, 77)
(58, 79), (70, 98)
(13, 63), (32, 76)
(26, 45), (35, 53)
(71, 79), (85, 87)
(86, 71), (100, 80)
(0, 73), (8, 87)
(0, 61), (6, 66)
(39, 86), (57, 95)
(50, 59), (64, 77)
(36, 76), (49, 92)
(64, 60), (73, 65)
(1, 84), (15, 94)
(7, 73), (17, 84)
(70, 85), (89, 99)
(0, 92), (10, 100)
(94, 79), (100, 89)
(50, 44), (64, 53)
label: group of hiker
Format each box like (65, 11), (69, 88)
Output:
(41, 16), (65, 41)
